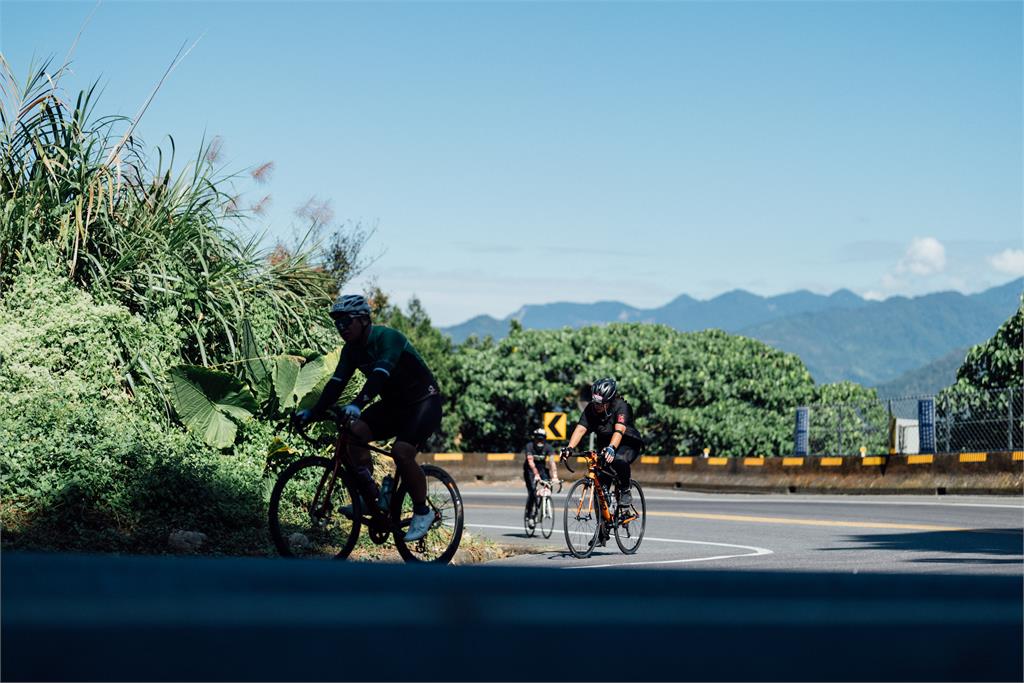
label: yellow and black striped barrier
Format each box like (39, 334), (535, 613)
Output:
(427, 450), (1023, 494)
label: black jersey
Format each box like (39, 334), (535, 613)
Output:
(523, 440), (555, 471)
(577, 397), (644, 450)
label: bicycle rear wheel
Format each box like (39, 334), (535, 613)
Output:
(392, 464), (464, 564)
(563, 479), (600, 558)
(613, 479), (646, 554)
(268, 456), (361, 559)
(540, 494), (555, 539)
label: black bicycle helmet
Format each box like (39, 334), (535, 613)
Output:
(590, 378), (617, 404)
(533, 427), (546, 440)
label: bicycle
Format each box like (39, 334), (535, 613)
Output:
(560, 451), (646, 558)
(268, 407), (464, 564)
(524, 477), (562, 539)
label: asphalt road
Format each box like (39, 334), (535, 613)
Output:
(3, 486), (1021, 681)
(462, 483), (1024, 573)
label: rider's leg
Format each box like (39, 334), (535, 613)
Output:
(611, 444), (639, 505)
(523, 469), (537, 516)
(391, 439), (428, 511)
(390, 394), (443, 541)
(347, 419), (382, 508)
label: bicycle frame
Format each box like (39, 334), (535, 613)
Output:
(564, 451), (614, 523)
(297, 416), (400, 526)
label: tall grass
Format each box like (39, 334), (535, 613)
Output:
(0, 56), (338, 370)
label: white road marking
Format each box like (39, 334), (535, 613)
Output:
(465, 522), (773, 570)
(459, 490), (1024, 509)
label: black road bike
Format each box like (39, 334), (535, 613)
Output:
(268, 408), (464, 564)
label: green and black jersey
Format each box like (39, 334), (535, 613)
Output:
(314, 325), (439, 412)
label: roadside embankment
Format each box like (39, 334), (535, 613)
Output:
(428, 450), (1024, 494)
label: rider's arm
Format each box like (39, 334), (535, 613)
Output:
(310, 349), (355, 416)
(566, 423), (588, 450)
(526, 454), (541, 479)
(609, 402), (631, 450)
(351, 327), (404, 409)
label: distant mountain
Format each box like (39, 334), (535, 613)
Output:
(740, 279), (1022, 385)
(441, 277), (1023, 386)
(873, 347), (971, 398)
(442, 288), (870, 343)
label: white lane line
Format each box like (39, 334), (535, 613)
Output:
(459, 490), (1024, 509)
(465, 523), (773, 570)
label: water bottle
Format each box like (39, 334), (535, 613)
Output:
(380, 474), (394, 511)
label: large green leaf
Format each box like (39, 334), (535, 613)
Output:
(169, 365), (258, 449)
(241, 319), (273, 405)
(273, 355), (302, 412)
(291, 347), (342, 409)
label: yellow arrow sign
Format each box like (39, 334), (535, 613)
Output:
(543, 412), (567, 440)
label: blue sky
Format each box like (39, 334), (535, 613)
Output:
(3, 1), (1022, 326)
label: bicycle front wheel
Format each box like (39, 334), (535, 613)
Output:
(614, 479), (646, 554)
(392, 464), (464, 564)
(540, 495), (555, 539)
(563, 479), (599, 558)
(268, 456), (361, 559)
(524, 498), (537, 537)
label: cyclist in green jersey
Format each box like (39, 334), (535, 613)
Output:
(293, 294), (442, 541)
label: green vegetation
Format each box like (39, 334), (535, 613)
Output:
(4, 55), (1017, 556)
(447, 324), (819, 456)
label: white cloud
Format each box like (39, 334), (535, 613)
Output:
(897, 237), (946, 276)
(989, 248), (1024, 276)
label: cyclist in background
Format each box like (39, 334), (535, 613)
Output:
(560, 378), (644, 509)
(523, 427), (559, 523)
(293, 294), (442, 542)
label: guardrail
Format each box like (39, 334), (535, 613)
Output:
(427, 450), (1024, 494)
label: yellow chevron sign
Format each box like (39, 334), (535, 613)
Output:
(543, 412), (567, 440)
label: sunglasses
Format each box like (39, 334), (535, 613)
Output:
(333, 314), (359, 332)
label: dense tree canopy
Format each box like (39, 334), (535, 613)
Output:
(448, 324), (817, 455)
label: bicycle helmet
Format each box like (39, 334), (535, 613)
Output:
(533, 427), (546, 440)
(330, 294), (371, 320)
(590, 378), (617, 404)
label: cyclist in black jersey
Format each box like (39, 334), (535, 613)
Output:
(523, 427), (559, 522)
(294, 294), (442, 542)
(560, 378), (644, 511)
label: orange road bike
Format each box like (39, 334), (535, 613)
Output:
(268, 408), (464, 564)
(560, 451), (646, 558)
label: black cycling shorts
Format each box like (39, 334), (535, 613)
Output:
(360, 394), (442, 450)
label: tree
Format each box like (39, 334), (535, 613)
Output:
(447, 324), (816, 455)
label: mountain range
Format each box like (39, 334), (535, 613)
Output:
(441, 277), (1023, 390)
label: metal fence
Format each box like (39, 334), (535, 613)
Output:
(803, 386), (1022, 456)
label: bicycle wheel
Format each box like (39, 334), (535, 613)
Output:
(392, 464), (464, 564)
(268, 456), (361, 559)
(540, 494), (555, 539)
(614, 479), (646, 554)
(563, 479), (600, 558)
(524, 498), (537, 538)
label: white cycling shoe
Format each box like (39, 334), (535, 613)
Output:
(403, 510), (435, 542)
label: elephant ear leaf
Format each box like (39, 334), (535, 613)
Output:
(241, 319), (273, 405)
(169, 366), (258, 449)
(292, 347), (342, 409)
(273, 355), (303, 412)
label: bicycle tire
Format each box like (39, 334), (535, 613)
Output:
(268, 455), (361, 559)
(524, 498), (537, 538)
(392, 464), (464, 564)
(563, 478), (600, 558)
(540, 494), (555, 539)
(613, 479), (646, 554)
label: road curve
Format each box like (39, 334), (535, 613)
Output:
(462, 484), (1024, 573)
